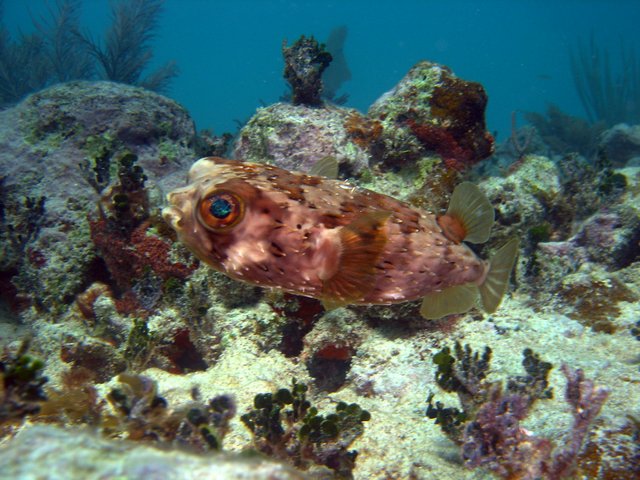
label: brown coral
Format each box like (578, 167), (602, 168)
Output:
(344, 111), (383, 150)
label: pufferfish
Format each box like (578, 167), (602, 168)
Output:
(162, 157), (519, 319)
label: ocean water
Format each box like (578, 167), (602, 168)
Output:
(4, 0), (639, 138)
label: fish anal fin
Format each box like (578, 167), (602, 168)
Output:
(479, 238), (520, 313)
(321, 211), (390, 305)
(420, 284), (478, 320)
(440, 182), (494, 244)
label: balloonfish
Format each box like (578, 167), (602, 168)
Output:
(162, 157), (519, 319)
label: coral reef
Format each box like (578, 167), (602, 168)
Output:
(235, 59), (494, 201)
(0, 45), (638, 480)
(598, 123), (640, 167)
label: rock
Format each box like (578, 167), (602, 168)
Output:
(0, 425), (307, 480)
(234, 102), (372, 174)
(368, 60), (493, 170)
(598, 123), (640, 167)
(575, 210), (640, 269)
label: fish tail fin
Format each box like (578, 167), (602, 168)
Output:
(437, 182), (494, 244)
(479, 238), (520, 314)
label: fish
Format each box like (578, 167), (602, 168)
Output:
(162, 157), (519, 319)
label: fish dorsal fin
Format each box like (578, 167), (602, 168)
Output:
(419, 284), (478, 319)
(309, 156), (339, 179)
(321, 211), (390, 306)
(479, 238), (520, 313)
(437, 182), (494, 244)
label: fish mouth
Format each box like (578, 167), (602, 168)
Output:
(162, 205), (184, 231)
(162, 189), (190, 231)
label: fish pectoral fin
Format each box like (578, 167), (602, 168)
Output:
(309, 156), (339, 179)
(437, 182), (494, 244)
(321, 211), (390, 305)
(321, 298), (348, 311)
(420, 284), (479, 320)
(479, 238), (520, 313)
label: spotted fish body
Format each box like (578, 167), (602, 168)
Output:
(163, 157), (519, 319)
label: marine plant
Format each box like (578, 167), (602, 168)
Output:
(33, 0), (94, 83)
(570, 33), (640, 126)
(0, 0), (176, 108)
(241, 378), (370, 479)
(83, 147), (195, 322)
(182, 393), (236, 451)
(524, 104), (604, 157)
(426, 342), (608, 479)
(102, 151), (148, 231)
(78, 0), (177, 91)
(344, 111), (383, 151)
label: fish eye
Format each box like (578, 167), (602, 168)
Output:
(198, 190), (244, 231)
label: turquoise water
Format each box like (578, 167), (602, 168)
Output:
(5, 0), (639, 138)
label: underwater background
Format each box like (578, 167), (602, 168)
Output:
(5, 0), (640, 137)
(1, 0), (640, 479)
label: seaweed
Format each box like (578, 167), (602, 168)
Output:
(241, 378), (370, 478)
(525, 104), (604, 156)
(0, 0), (90, 106)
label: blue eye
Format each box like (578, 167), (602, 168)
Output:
(210, 197), (232, 219)
(199, 190), (244, 231)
